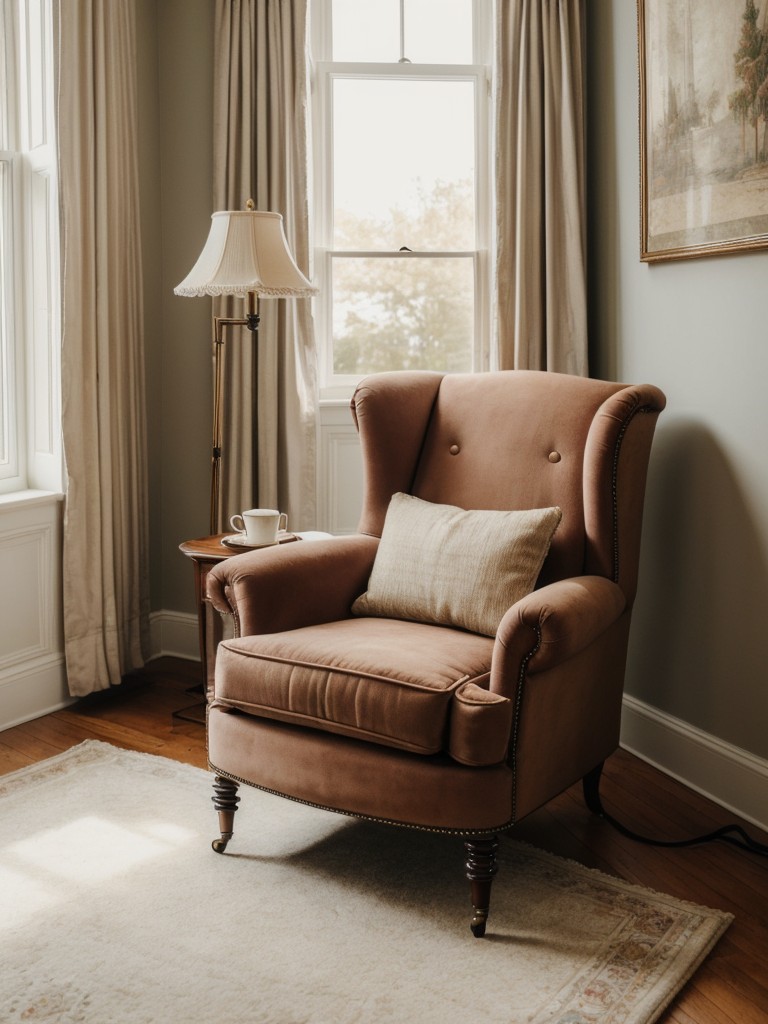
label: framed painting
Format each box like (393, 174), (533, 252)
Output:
(638, 0), (768, 262)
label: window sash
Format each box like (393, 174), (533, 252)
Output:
(321, 250), (487, 388)
(328, 0), (477, 64)
(315, 0), (493, 67)
(0, 0), (60, 494)
(329, 70), (481, 251)
(313, 73), (490, 392)
(0, 0), (21, 484)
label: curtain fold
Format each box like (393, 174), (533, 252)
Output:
(57, 1), (149, 696)
(213, 0), (317, 533)
(494, 0), (588, 374)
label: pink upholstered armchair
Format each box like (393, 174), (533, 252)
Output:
(206, 370), (665, 936)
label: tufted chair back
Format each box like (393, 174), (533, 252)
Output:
(351, 370), (665, 605)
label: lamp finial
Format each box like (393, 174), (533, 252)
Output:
(245, 198), (255, 211)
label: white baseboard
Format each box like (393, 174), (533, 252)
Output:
(0, 654), (72, 731)
(620, 693), (768, 834)
(0, 613), (201, 733)
(149, 610), (200, 662)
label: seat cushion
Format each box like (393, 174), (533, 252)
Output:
(214, 617), (495, 756)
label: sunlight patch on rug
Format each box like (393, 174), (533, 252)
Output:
(0, 741), (732, 1024)
(7, 816), (195, 883)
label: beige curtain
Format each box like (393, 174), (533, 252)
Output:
(57, 1), (149, 696)
(213, 0), (317, 533)
(495, 0), (588, 374)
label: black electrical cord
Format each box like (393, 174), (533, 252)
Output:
(583, 764), (768, 858)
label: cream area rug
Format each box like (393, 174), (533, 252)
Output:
(0, 741), (731, 1024)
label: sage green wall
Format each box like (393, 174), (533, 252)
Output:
(139, 0), (214, 616)
(157, 0), (215, 615)
(587, 3), (768, 761)
(136, 0), (162, 613)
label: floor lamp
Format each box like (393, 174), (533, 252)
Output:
(174, 201), (317, 533)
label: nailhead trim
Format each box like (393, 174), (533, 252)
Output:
(207, 760), (511, 838)
(508, 628), (542, 824)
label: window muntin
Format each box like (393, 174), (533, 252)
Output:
(312, 0), (491, 394)
(330, 0), (474, 64)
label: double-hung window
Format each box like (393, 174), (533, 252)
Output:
(311, 0), (492, 395)
(0, 0), (60, 495)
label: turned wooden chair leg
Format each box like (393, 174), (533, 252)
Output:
(464, 836), (499, 938)
(211, 774), (240, 853)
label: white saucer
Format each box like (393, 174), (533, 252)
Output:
(221, 534), (277, 550)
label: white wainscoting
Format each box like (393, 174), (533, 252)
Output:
(0, 491), (69, 730)
(315, 400), (364, 535)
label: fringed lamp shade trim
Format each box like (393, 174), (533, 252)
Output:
(174, 210), (318, 299)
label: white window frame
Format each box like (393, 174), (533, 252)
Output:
(0, 0), (61, 495)
(0, 0), (22, 487)
(310, 0), (493, 399)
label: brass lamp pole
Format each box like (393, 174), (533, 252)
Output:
(174, 201), (317, 533)
(209, 290), (260, 534)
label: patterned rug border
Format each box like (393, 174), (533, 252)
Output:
(505, 837), (733, 1022)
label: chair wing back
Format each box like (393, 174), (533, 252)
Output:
(351, 370), (666, 604)
(351, 370), (444, 538)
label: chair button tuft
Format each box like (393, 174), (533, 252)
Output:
(548, 451), (561, 463)
(449, 444), (460, 456)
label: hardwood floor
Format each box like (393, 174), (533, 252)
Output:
(1, 655), (767, 1023)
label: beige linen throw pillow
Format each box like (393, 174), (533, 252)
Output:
(352, 493), (562, 636)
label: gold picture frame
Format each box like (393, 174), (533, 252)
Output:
(638, 0), (768, 262)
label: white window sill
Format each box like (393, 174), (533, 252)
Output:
(0, 489), (64, 511)
(319, 382), (357, 404)
(319, 396), (355, 408)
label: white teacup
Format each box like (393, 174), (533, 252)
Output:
(229, 508), (288, 547)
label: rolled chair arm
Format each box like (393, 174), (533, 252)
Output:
(207, 534), (379, 637)
(490, 576), (627, 698)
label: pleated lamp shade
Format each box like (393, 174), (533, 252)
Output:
(174, 209), (317, 299)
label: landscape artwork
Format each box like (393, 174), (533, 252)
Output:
(639, 0), (768, 261)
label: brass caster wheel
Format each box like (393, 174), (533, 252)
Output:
(211, 776), (239, 854)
